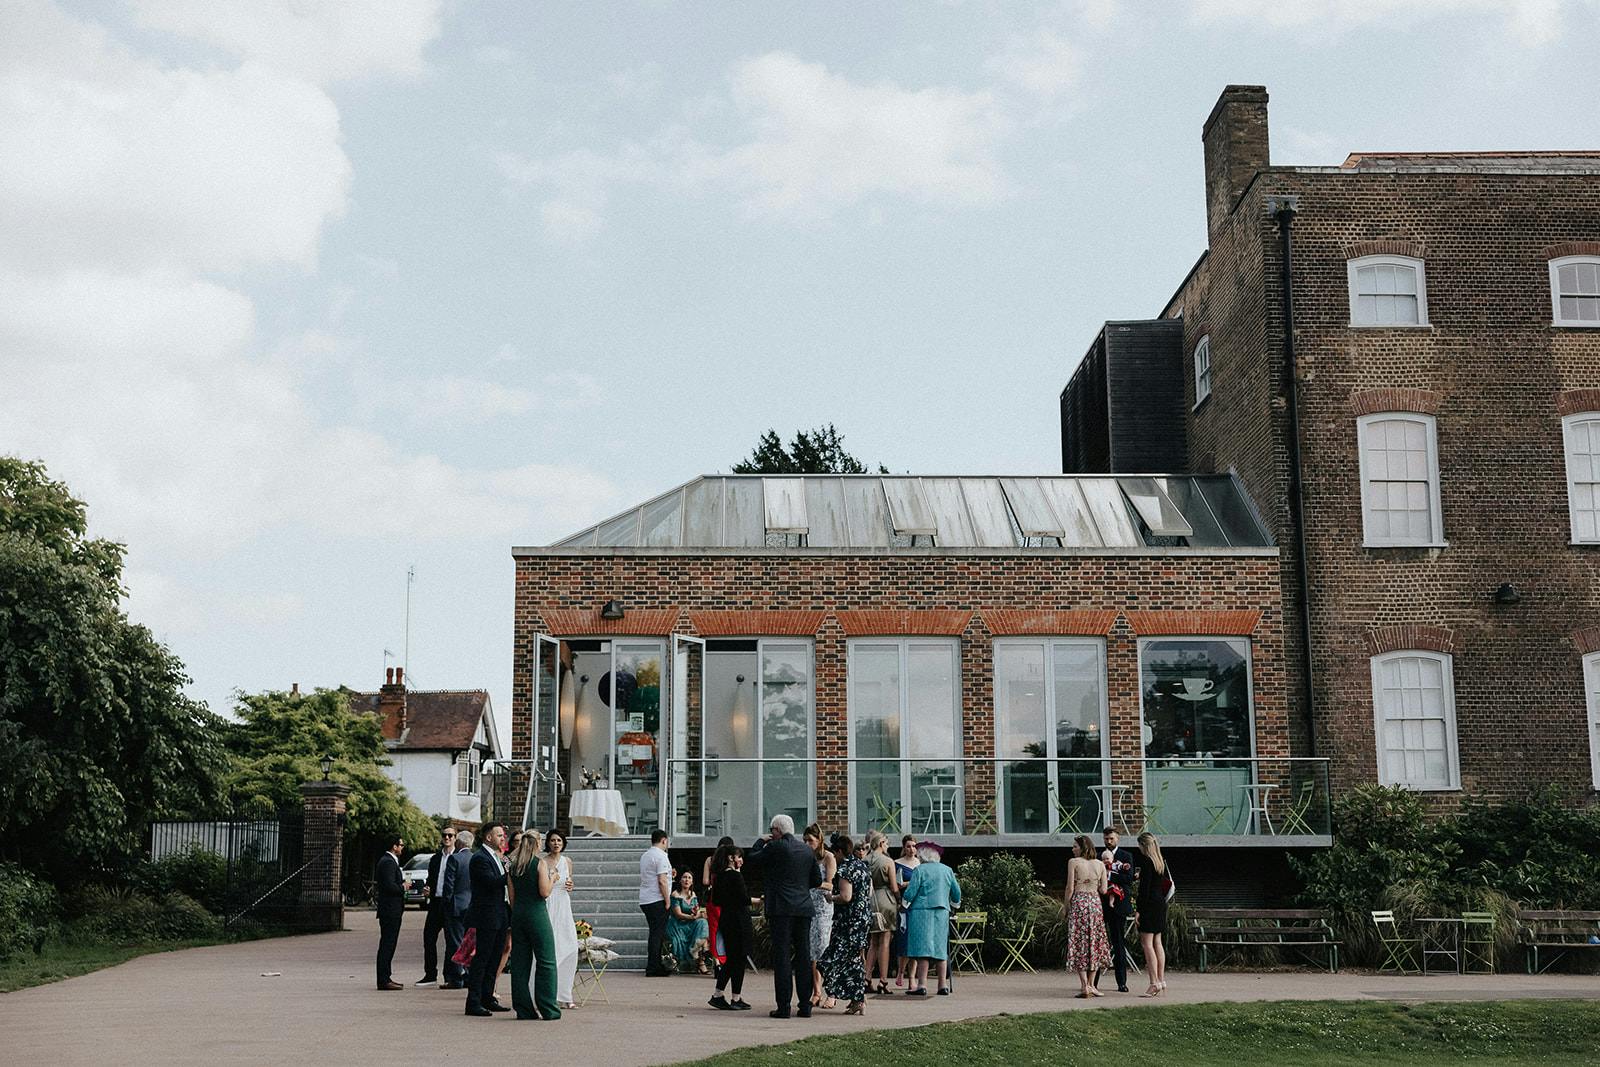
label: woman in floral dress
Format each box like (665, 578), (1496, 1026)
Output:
(1065, 834), (1112, 998)
(818, 834), (873, 1015)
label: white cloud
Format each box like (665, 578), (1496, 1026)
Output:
(374, 376), (541, 424)
(130, 0), (442, 83)
(471, 43), (519, 66)
(541, 197), (607, 243)
(987, 28), (1081, 101)
(1187, 0), (1585, 46)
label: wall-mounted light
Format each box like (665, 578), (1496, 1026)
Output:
(559, 669), (578, 749)
(1493, 583), (1522, 605)
(601, 600), (625, 620)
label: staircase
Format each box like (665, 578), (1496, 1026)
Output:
(564, 837), (651, 971)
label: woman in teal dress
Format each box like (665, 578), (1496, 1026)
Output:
(507, 831), (561, 1020)
(666, 871), (711, 973)
(899, 841), (960, 996)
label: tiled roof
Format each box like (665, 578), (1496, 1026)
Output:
(350, 689), (490, 751)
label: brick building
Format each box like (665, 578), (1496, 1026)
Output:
(1063, 85), (1600, 804)
(510, 474), (1327, 876)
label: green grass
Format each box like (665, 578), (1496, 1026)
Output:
(0, 936), (238, 992)
(678, 1000), (1600, 1067)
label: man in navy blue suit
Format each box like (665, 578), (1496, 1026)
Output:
(441, 829), (474, 989)
(464, 823), (511, 1016)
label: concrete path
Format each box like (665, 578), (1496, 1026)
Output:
(2, 910), (1595, 1066)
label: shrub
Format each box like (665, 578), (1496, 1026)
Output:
(0, 864), (60, 960)
(67, 886), (220, 944)
(953, 851), (1040, 944)
(134, 846), (228, 914)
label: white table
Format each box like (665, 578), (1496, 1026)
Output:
(921, 783), (963, 835)
(1087, 783), (1132, 834)
(569, 788), (627, 837)
(1238, 783), (1278, 835)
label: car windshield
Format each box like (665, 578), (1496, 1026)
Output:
(403, 854), (432, 872)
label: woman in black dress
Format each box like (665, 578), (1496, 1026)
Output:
(1133, 831), (1170, 997)
(706, 844), (755, 1011)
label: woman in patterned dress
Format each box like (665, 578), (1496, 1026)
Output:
(803, 824), (836, 1007)
(818, 834), (873, 1015)
(1065, 834), (1112, 999)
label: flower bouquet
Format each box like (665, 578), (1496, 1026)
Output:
(574, 919), (593, 941)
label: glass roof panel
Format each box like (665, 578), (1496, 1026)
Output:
(640, 492), (683, 547)
(682, 479), (724, 546)
(1038, 479), (1103, 547)
(841, 478), (892, 546)
(999, 478), (1066, 537)
(1155, 477), (1229, 546)
(596, 508), (641, 547)
(961, 479), (1020, 547)
(804, 477), (850, 546)
(762, 477), (809, 534)
(923, 478), (977, 546)
(1118, 477), (1195, 537)
(1196, 476), (1273, 547)
(1079, 479), (1142, 547)
(723, 478), (765, 547)
(882, 478), (937, 535)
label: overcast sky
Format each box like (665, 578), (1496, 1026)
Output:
(3, 0), (1597, 744)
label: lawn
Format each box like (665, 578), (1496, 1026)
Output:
(0, 937), (234, 993)
(678, 1000), (1600, 1067)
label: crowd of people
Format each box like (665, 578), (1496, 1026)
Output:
(373, 816), (1174, 1019)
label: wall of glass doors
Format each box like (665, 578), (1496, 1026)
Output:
(1138, 636), (1256, 834)
(848, 639), (960, 835)
(993, 638), (1108, 834)
(697, 639), (814, 841)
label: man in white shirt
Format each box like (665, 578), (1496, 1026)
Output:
(417, 827), (457, 987)
(638, 829), (672, 976)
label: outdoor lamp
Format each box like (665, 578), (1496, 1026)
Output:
(600, 599), (625, 620)
(1494, 583), (1522, 605)
(559, 669), (578, 749)
(320, 752), (334, 781)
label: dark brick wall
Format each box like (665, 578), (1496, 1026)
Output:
(511, 552), (1289, 830)
(1164, 113), (1600, 804)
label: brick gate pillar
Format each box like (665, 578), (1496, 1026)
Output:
(299, 780), (351, 931)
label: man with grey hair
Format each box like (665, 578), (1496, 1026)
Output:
(745, 813), (820, 1017)
(442, 829), (474, 988)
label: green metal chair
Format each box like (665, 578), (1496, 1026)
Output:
(1281, 779), (1319, 835)
(1139, 778), (1171, 834)
(1193, 777), (1235, 833)
(995, 921), (1036, 974)
(870, 791), (904, 835)
(1051, 794), (1083, 835)
(1462, 912), (1496, 974)
(969, 800), (998, 835)
(949, 911), (988, 975)
(1372, 910), (1421, 974)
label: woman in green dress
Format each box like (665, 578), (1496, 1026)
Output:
(507, 830), (561, 1020)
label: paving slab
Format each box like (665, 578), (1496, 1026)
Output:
(1, 910), (1595, 1066)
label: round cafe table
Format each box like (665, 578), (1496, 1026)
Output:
(569, 788), (627, 837)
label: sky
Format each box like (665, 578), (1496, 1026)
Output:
(3, 0), (1598, 747)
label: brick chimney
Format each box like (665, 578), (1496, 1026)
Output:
(378, 666), (407, 740)
(1202, 85), (1270, 236)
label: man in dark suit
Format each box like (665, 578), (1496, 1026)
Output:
(374, 834), (406, 991)
(744, 814), (821, 1019)
(1098, 826), (1136, 993)
(417, 827), (458, 987)
(464, 822), (511, 1016)
(440, 828), (473, 989)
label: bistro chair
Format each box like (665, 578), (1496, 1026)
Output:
(995, 921), (1036, 974)
(1461, 912), (1496, 974)
(968, 800), (998, 836)
(1281, 779), (1319, 835)
(1052, 794), (1083, 835)
(1193, 777), (1236, 834)
(949, 911), (988, 975)
(1372, 910), (1421, 975)
(870, 790), (904, 836)
(1139, 778), (1171, 835)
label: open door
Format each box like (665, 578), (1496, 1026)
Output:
(522, 634), (563, 831)
(671, 634), (705, 835)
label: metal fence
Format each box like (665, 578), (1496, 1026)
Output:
(147, 813), (309, 928)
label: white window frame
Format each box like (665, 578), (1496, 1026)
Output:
(845, 637), (961, 836)
(1564, 413), (1600, 544)
(1193, 336), (1212, 408)
(456, 747), (481, 797)
(1550, 256), (1600, 327)
(1370, 650), (1460, 792)
(992, 637), (1110, 834)
(1347, 254), (1429, 327)
(1584, 652), (1600, 790)
(1356, 412), (1446, 548)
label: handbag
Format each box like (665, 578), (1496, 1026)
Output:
(452, 926), (477, 966)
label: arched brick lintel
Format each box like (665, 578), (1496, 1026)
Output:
(1351, 387), (1442, 417)
(1344, 239), (1425, 260)
(1555, 389), (1600, 418)
(1364, 624), (1457, 656)
(1572, 625), (1600, 657)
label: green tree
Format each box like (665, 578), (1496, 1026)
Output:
(731, 424), (886, 474)
(222, 687), (438, 849)
(0, 457), (227, 884)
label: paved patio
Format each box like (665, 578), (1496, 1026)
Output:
(1, 910), (1595, 1066)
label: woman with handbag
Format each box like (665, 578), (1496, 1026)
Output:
(1134, 831), (1172, 997)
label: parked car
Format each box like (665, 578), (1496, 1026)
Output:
(402, 852), (434, 908)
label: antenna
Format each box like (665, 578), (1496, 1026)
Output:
(404, 564), (416, 675)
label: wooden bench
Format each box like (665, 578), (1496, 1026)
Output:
(1517, 910), (1600, 974)
(1189, 908), (1341, 973)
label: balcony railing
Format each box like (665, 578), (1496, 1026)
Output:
(663, 756), (1332, 843)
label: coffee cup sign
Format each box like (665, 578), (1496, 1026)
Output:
(1180, 677), (1215, 697)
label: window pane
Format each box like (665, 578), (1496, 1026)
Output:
(996, 643), (1048, 833)
(1358, 294), (1377, 322)
(704, 650), (761, 840)
(1140, 638), (1251, 760)
(852, 644), (901, 831)
(906, 642), (958, 833)
(762, 643), (811, 830)
(1053, 642), (1105, 832)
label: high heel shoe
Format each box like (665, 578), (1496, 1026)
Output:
(844, 1000), (864, 1015)
(875, 980), (890, 995)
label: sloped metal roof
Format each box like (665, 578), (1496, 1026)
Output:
(544, 475), (1272, 551)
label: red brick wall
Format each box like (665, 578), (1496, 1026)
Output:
(511, 551), (1288, 829)
(1168, 159), (1600, 804)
